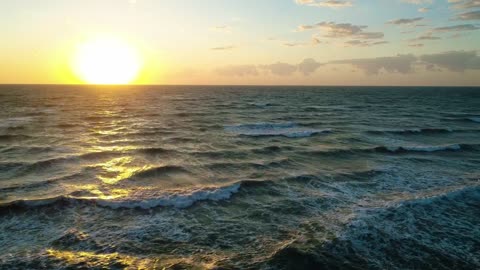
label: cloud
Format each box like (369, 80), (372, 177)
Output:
(299, 21), (384, 39)
(217, 59), (323, 77)
(295, 0), (353, 8)
(408, 23), (478, 43)
(344, 40), (389, 47)
(409, 33), (442, 42)
(260, 62), (298, 76)
(268, 35), (324, 47)
(433, 24), (480, 32)
(418, 7), (430, 12)
(448, 0), (480, 10)
(297, 58), (323, 75)
(408, 43), (424, 47)
(216, 65), (258, 76)
(215, 51), (480, 78)
(332, 54), (417, 74)
(387, 17), (424, 25)
(402, 0), (433, 4)
(419, 50), (480, 71)
(335, 50), (480, 74)
(210, 45), (236, 50)
(283, 42), (306, 47)
(454, 10), (480, 20)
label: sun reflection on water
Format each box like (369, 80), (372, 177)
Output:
(46, 249), (139, 268)
(94, 156), (150, 185)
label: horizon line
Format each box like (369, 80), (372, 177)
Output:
(0, 83), (479, 88)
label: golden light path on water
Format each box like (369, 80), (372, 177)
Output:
(72, 107), (155, 201)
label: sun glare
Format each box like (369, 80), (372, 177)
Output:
(72, 37), (141, 84)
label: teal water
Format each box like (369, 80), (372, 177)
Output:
(0, 85), (479, 269)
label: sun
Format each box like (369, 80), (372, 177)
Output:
(72, 37), (141, 84)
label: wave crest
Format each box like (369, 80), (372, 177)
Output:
(225, 122), (331, 138)
(0, 183), (242, 211)
(468, 117), (480, 123)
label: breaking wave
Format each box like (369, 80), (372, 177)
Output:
(265, 184), (480, 270)
(0, 182), (242, 211)
(468, 117), (480, 123)
(306, 143), (477, 156)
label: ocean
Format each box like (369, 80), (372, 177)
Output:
(0, 85), (479, 269)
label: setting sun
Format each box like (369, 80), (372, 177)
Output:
(72, 37), (141, 84)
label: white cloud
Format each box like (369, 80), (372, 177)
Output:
(401, 0), (433, 5)
(454, 10), (480, 20)
(420, 50), (480, 71)
(295, 0), (353, 8)
(210, 45), (236, 50)
(332, 54), (417, 74)
(261, 62), (298, 76)
(299, 21), (384, 39)
(387, 17), (424, 25)
(448, 0), (480, 10)
(298, 58), (323, 75)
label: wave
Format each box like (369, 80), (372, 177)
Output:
(0, 117), (34, 129)
(134, 165), (190, 178)
(367, 127), (453, 135)
(249, 102), (276, 107)
(265, 184), (480, 270)
(225, 122), (332, 138)
(251, 145), (295, 154)
(375, 144), (462, 153)
(0, 134), (33, 141)
(0, 161), (25, 171)
(4, 151), (120, 174)
(135, 147), (178, 155)
(0, 182), (242, 211)
(205, 159), (291, 171)
(307, 143), (477, 156)
(0, 171), (84, 192)
(368, 127), (480, 135)
(467, 117), (480, 123)
(0, 145), (56, 154)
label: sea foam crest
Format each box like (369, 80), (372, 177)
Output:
(0, 183), (242, 210)
(97, 183), (241, 209)
(383, 144), (461, 153)
(468, 117), (480, 123)
(225, 122), (331, 138)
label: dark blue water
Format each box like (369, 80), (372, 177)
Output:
(0, 85), (479, 269)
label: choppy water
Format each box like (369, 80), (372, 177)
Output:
(0, 85), (479, 269)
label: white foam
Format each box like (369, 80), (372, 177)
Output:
(393, 144), (461, 152)
(403, 144), (461, 152)
(94, 183), (241, 209)
(225, 122), (331, 138)
(468, 117), (480, 123)
(0, 117), (34, 128)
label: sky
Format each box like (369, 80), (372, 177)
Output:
(1, 0), (479, 86)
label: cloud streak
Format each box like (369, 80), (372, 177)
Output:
(295, 0), (353, 8)
(455, 10), (480, 20)
(387, 17), (424, 25)
(210, 45), (236, 51)
(299, 21), (384, 39)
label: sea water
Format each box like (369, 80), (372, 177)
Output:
(0, 85), (479, 269)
